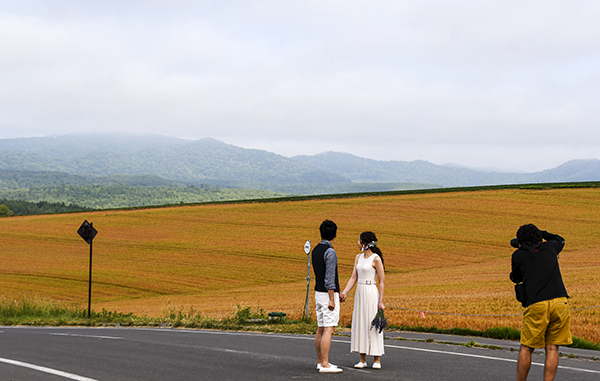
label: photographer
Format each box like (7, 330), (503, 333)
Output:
(510, 224), (572, 381)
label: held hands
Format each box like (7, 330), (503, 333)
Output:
(339, 292), (347, 302)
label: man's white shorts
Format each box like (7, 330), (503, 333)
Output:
(315, 291), (340, 327)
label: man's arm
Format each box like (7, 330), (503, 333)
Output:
(324, 248), (338, 310)
(541, 231), (565, 254)
(509, 252), (523, 284)
(510, 265), (523, 283)
(327, 289), (335, 311)
(323, 248), (337, 290)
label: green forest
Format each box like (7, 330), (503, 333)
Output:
(0, 199), (90, 216)
(0, 169), (432, 215)
(0, 184), (285, 213)
(0, 169), (287, 215)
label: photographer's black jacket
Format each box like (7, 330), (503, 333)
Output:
(510, 231), (568, 307)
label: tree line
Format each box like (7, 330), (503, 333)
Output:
(0, 184), (285, 214)
(0, 199), (90, 216)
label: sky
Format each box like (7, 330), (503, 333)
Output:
(1, 1), (599, 173)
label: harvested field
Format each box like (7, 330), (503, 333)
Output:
(1, 187), (599, 342)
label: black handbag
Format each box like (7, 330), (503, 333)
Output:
(515, 283), (527, 307)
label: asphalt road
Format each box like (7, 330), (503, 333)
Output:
(1, 326), (599, 380)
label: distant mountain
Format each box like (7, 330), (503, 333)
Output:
(0, 135), (358, 193)
(1, 134), (599, 193)
(525, 160), (600, 183)
(290, 152), (518, 186)
(292, 152), (600, 187)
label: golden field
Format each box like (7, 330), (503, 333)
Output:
(1, 187), (600, 342)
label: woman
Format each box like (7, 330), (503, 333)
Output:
(340, 231), (385, 369)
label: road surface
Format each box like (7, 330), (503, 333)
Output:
(1, 327), (599, 380)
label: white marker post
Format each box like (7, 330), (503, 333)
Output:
(303, 240), (311, 321)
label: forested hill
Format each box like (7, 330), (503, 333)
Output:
(0, 170), (182, 189)
(0, 136), (352, 191)
(1, 134), (600, 192)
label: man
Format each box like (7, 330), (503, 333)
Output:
(312, 219), (343, 373)
(510, 224), (572, 381)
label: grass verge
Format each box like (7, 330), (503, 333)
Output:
(2, 297), (599, 352)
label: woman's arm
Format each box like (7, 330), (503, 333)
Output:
(340, 254), (360, 301)
(374, 255), (385, 310)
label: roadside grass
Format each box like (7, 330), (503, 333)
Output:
(0, 296), (135, 327)
(2, 297), (599, 352)
(0, 297), (315, 334)
(389, 324), (521, 341)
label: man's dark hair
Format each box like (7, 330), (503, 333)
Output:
(319, 219), (337, 241)
(517, 223), (542, 246)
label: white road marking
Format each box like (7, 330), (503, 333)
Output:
(141, 329), (600, 375)
(50, 332), (123, 340)
(381, 343), (600, 375)
(0, 357), (98, 381)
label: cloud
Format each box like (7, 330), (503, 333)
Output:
(0, 1), (599, 171)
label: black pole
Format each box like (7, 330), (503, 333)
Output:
(88, 238), (93, 319)
(77, 220), (96, 319)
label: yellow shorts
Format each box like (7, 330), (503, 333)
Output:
(521, 297), (572, 349)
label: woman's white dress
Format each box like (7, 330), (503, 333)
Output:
(351, 253), (384, 356)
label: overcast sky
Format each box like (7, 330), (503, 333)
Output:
(1, 1), (599, 172)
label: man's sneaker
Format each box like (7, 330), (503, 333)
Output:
(317, 363), (338, 370)
(319, 365), (343, 373)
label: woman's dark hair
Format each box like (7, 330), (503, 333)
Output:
(517, 223), (542, 246)
(320, 219), (337, 241)
(360, 231), (384, 268)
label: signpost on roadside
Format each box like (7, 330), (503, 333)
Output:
(77, 220), (98, 319)
(303, 240), (311, 321)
